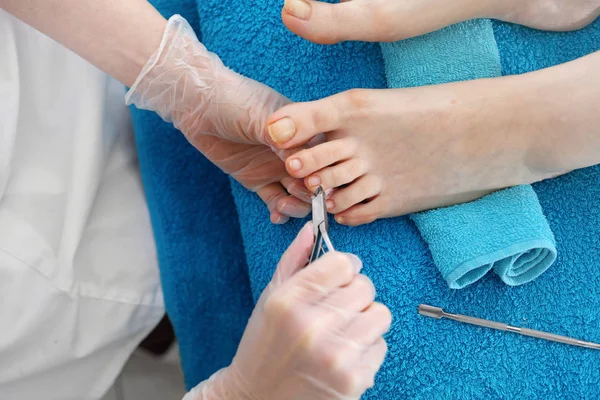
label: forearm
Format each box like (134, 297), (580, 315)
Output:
(0, 0), (166, 86)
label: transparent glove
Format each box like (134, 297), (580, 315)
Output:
(125, 15), (310, 223)
(183, 223), (392, 400)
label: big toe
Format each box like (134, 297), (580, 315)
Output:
(282, 0), (377, 44)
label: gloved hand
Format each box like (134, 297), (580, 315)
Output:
(125, 15), (310, 223)
(183, 223), (392, 400)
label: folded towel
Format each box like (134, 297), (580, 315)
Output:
(129, 1), (254, 388)
(380, 20), (556, 288)
(131, 0), (600, 395)
(381, 19), (502, 86)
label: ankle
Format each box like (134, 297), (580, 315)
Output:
(449, 77), (539, 188)
(478, 0), (521, 20)
(493, 0), (600, 31)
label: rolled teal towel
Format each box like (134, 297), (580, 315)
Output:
(381, 20), (557, 288)
(412, 186), (557, 288)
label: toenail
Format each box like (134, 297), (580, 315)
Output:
(268, 117), (296, 144)
(308, 176), (321, 187)
(326, 200), (335, 210)
(283, 0), (312, 20)
(336, 215), (345, 224)
(288, 159), (302, 171)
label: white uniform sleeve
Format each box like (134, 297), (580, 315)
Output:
(0, 10), (165, 400)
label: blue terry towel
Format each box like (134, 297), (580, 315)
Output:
(130, 0), (600, 395)
(193, 2), (600, 397)
(193, 0), (387, 297)
(380, 20), (557, 289)
(129, 0), (254, 388)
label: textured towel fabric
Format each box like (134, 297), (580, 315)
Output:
(381, 19), (502, 86)
(381, 20), (557, 289)
(130, 0), (600, 396)
(413, 186), (557, 288)
(196, 3), (599, 397)
(129, 0), (255, 388)
(193, 0), (387, 300)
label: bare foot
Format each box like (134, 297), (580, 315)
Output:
(281, 0), (600, 44)
(266, 81), (545, 226)
(501, 0), (600, 31)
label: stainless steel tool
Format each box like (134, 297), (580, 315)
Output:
(419, 304), (600, 350)
(310, 186), (335, 263)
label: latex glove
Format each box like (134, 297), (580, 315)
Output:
(125, 15), (310, 223)
(183, 223), (392, 400)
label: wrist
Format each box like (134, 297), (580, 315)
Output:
(125, 15), (223, 128)
(184, 367), (253, 400)
(116, 9), (167, 87)
(207, 365), (255, 400)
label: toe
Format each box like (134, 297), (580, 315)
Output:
(267, 90), (364, 149)
(281, 0), (377, 44)
(267, 97), (341, 148)
(328, 175), (383, 214)
(335, 198), (385, 226)
(306, 158), (368, 191)
(285, 138), (357, 178)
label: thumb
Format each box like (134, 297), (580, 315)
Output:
(213, 69), (291, 145)
(281, 0), (377, 44)
(271, 222), (315, 285)
(240, 76), (291, 145)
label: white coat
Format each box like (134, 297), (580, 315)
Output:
(0, 10), (165, 400)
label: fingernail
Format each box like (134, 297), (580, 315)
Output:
(284, 0), (311, 20)
(268, 117), (296, 144)
(272, 214), (290, 224)
(279, 201), (310, 218)
(288, 158), (302, 171)
(326, 200), (334, 210)
(307, 176), (321, 187)
(347, 254), (363, 274)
